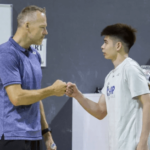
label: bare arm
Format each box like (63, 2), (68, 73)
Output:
(40, 100), (49, 130)
(40, 101), (56, 150)
(66, 82), (107, 120)
(5, 80), (66, 106)
(137, 94), (150, 150)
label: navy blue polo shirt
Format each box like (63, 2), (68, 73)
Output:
(0, 37), (42, 140)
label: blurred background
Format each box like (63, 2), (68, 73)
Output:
(1, 0), (150, 149)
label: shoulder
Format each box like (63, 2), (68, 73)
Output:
(0, 40), (12, 52)
(0, 41), (20, 60)
(124, 58), (144, 77)
(0, 39), (19, 53)
(124, 58), (140, 71)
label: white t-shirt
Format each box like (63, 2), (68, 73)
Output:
(102, 57), (150, 150)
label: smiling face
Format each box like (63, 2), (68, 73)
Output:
(101, 36), (118, 60)
(27, 11), (48, 45)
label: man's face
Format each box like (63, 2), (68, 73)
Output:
(28, 11), (48, 45)
(101, 36), (117, 60)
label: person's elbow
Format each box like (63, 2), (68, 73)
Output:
(97, 110), (107, 120)
(5, 85), (24, 106)
(97, 114), (107, 120)
(9, 95), (20, 106)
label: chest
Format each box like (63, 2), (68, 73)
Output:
(19, 52), (42, 89)
(106, 70), (125, 97)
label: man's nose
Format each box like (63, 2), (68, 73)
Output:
(44, 28), (48, 35)
(101, 44), (104, 50)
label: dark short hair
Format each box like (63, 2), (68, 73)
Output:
(17, 5), (46, 27)
(101, 23), (136, 52)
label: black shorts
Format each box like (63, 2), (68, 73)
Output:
(0, 134), (41, 150)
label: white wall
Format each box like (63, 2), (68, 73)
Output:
(72, 94), (109, 150)
(0, 4), (12, 45)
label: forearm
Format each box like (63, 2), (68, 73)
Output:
(40, 101), (49, 130)
(40, 101), (53, 141)
(75, 92), (104, 119)
(6, 79), (66, 106)
(17, 86), (54, 106)
(139, 103), (150, 143)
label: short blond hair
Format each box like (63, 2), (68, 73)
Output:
(17, 5), (46, 27)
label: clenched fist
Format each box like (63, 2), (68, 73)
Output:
(52, 80), (67, 96)
(66, 82), (80, 98)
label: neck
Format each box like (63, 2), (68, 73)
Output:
(13, 28), (31, 49)
(112, 53), (128, 68)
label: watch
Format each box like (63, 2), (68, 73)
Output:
(42, 127), (52, 135)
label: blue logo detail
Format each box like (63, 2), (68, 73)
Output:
(107, 86), (115, 96)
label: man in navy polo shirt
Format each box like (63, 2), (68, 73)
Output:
(0, 5), (66, 150)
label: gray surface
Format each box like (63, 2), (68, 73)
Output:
(1, 0), (150, 149)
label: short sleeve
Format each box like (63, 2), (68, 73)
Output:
(0, 53), (21, 87)
(125, 65), (150, 98)
(101, 77), (107, 95)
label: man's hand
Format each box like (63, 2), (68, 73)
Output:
(136, 142), (149, 150)
(43, 132), (57, 150)
(66, 82), (80, 98)
(52, 80), (67, 96)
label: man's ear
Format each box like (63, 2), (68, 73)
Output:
(25, 22), (31, 33)
(25, 22), (29, 30)
(116, 42), (122, 51)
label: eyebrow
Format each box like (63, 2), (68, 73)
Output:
(39, 24), (47, 27)
(40, 25), (47, 27)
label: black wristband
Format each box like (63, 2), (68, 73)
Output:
(42, 127), (52, 135)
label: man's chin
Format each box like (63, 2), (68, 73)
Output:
(104, 55), (108, 59)
(104, 56), (111, 60)
(34, 41), (43, 45)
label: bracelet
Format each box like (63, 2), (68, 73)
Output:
(42, 127), (52, 135)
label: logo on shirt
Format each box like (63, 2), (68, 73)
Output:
(32, 51), (36, 55)
(107, 86), (115, 96)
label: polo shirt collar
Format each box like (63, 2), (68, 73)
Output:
(9, 37), (33, 53)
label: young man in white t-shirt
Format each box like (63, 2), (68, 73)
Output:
(66, 24), (150, 150)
